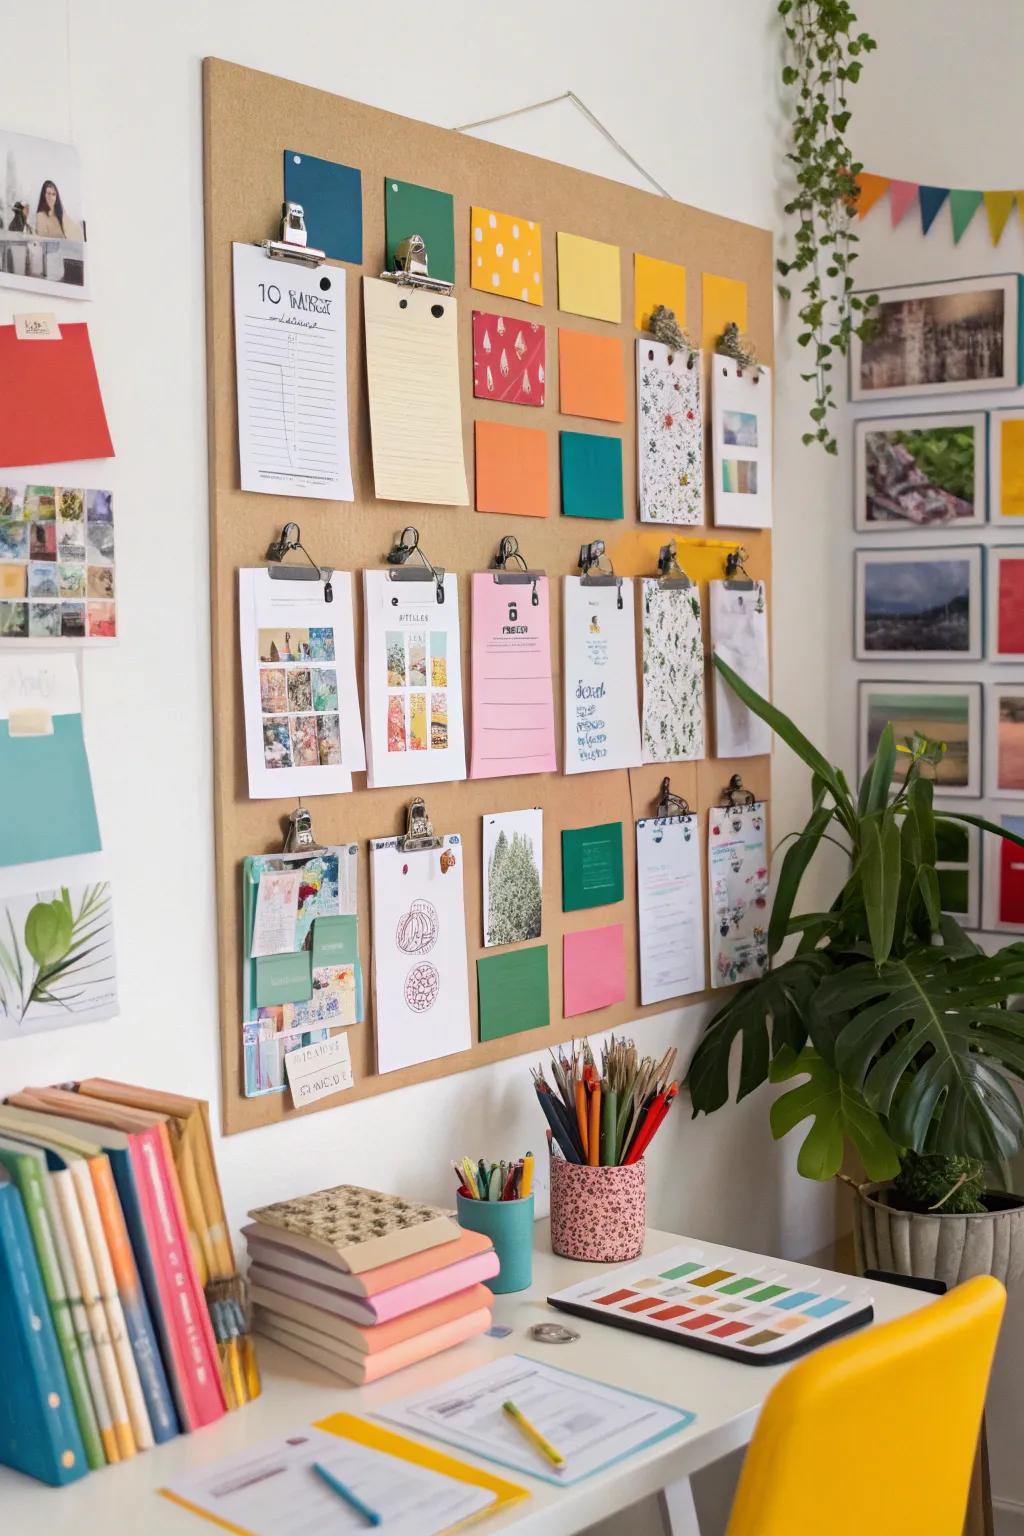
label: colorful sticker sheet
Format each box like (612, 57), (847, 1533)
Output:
(708, 802), (769, 988)
(0, 483), (115, 641)
(548, 1241), (873, 1361)
(636, 342), (703, 525)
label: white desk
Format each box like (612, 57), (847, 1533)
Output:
(0, 1224), (925, 1536)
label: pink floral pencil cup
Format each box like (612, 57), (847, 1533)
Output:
(549, 1156), (646, 1263)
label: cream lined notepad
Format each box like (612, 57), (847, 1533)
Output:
(362, 277), (468, 505)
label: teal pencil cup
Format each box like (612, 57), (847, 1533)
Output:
(456, 1193), (534, 1294)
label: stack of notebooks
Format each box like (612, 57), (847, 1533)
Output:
(0, 1080), (260, 1488)
(244, 1185), (498, 1385)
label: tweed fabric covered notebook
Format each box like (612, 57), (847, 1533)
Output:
(247, 1186), (458, 1274)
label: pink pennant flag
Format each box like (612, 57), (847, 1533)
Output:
(889, 180), (919, 228)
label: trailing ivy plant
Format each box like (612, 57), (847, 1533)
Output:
(776, 0), (878, 454)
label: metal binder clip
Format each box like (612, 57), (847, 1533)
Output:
(657, 541), (693, 590)
(380, 233), (455, 296)
(724, 547), (756, 591)
(397, 796), (443, 852)
(281, 804), (327, 854)
(720, 773), (755, 809)
(385, 526), (445, 604)
(266, 522), (334, 603)
(656, 776), (691, 818)
(260, 201), (326, 267)
(578, 541), (624, 610)
(491, 535), (542, 606)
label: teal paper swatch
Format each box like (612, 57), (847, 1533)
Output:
(312, 913), (358, 970)
(561, 822), (624, 911)
(560, 431), (624, 520)
(283, 150), (362, 263)
(254, 950), (313, 1007)
(0, 716), (101, 868)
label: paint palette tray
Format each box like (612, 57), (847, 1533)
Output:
(547, 1240), (874, 1364)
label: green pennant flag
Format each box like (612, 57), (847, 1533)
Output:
(949, 189), (984, 244)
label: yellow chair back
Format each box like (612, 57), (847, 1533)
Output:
(725, 1274), (1005, 1536)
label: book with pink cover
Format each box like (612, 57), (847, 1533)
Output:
(239, 1221), (489, 1291)
(254, 1305), (491, 1385)
(245, 1239), (499, 1324)
(248, 1280), (493, 1355)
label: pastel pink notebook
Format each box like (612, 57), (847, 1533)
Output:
(240, 1223), (493, 1294)
(246, 1239), (499, 1323)
(255, 1307), (492, 1385)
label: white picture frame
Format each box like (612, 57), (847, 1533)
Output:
(853, 411), (987, 532)
(988, 407), (1024, 525)
(854, 545), (984, 662)
(850, 275), (1020, 402)
(985, 682), (1024, 798)
(934, 805), (981, 931)
(982, 813), (1024, 933)
(857, 680), (982, 799)
(985, 546), (1024, 662)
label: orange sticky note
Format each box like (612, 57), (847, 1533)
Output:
(702, 273), (748, 353)
(471, 207), (543, 306)
(635, 254), (686, 332)
(475, 420), (549, 518)
(558, 331), (626, 423)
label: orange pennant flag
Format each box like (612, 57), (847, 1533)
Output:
(854, 172), (890, 219)
(984, 191), (1016, 245)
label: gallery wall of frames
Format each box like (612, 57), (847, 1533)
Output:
(849, 273), (1024, 936)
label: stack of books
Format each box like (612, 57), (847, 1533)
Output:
(244, 1185), (498, 1385)
(0, 1080), (259, 1487)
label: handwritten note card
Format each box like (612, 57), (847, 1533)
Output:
(284, 1032), (353, 1106)
(469, 573), (556, 778)
(562, 577), (641, 775)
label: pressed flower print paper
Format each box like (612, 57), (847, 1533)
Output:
(641, 579), (705, 762)
(637, 341), (704, 525)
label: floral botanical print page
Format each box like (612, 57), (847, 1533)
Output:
(708, 803), (769, 989)
(636, 340), (703, 525)
(641, 579), (705, 762)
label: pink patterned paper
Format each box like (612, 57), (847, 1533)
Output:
(473, 311), (545, 407)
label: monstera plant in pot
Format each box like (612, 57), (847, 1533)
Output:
(689, 658), (1024, 1288)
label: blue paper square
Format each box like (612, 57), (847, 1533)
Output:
(283, 150), (362, 264)
(560, 431), (624, 520)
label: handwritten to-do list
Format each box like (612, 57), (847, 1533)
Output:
(562, 577), (641, 775)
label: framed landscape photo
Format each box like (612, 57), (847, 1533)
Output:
(934, 808), (981, 930)
(988, 408), (1024, 524)
(850, 275), (1021, 402)
(853, 412), (986, 531)
(986, 683), (1024, 798)
(983, 813), (1024, 932)
(854, 546), (984, 661)
(986, 546), (1024, 661)
(858, 680), (982, 798)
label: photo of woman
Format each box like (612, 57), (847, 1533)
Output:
(0, 130), (89, 298)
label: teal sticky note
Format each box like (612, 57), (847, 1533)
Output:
(255, 950), (312, 1007)
(284, 150), (362, 263)
(561, 822), (624, 911)
(477, 946), (550, 1041)
(560, 431), (623, 520)
(385, 178), (455, 284)
(312, 914), (358, 970)
(0, 716), (100, 868)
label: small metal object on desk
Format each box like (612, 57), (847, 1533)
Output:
(529, 1322), (579, 1345)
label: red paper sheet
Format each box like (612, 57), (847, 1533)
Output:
(0, 322), (113, 468)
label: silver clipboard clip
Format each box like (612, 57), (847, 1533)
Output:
(397, 797), (443, 853)
(656, 776), (691, 819)
(719, 773), (756, 810)
(578, 541), (623, 611)
(281, 804), (327, 855)
(657, 541), (694, 590)
(724, 547), (756, 592)
(259, 201), (325, 268)
(386, 526), (445, 604)
(266, 522), (334, 603)
(491, 535), (543, 607)
(380, 234), (454, 296)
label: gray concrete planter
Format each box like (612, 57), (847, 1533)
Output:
(852, 1181), (1024, 1289)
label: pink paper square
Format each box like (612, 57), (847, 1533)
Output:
(563, 924), (626, 1018)
(472, 311), (545, 406)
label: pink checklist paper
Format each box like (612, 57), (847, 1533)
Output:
(563, 923), (626, 1017)
(469, 572), (557, 779)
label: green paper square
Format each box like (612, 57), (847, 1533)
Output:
(561, 822), (624, 911)
(560, 431), (623, 520)
(254, 950), (312, 1007)
(312, 913), (358, 969)
(385, 178), (455, 284)
(477, 946), (550, 1041)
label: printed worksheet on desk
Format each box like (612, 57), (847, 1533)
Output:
(232, 243), (353, 501)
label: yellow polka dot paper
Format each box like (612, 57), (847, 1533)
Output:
(470, 207), (544, 306)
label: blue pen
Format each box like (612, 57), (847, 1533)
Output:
(312, 1461), (382, 1527)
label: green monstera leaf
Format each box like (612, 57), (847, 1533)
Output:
(769, 1045), (902, 1182)
(23, 899), (73, 968)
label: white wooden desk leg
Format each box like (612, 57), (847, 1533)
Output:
(657, 1478), (703, 1536)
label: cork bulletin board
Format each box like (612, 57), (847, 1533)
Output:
(202, 57), (773, 1135)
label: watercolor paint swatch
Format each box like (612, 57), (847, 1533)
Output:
(385, 178), (454, 284)
(472, 312), (544, 406)
(634, 253), (686, 333)
(470, 207), (543, 306)
(560, 432), (623, 521)
(474, 421), (549, 520)
(556, 232), (621, 323)
(558, 330), (625, 422)
(0, 482), (115, 641)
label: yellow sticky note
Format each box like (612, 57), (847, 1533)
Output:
(635, 253), (686, 332)
(470, 207), (543, 306)
(0, 564), (26, 598)
(1001, 419), (1024, 518)
(702, 272), (748, 352)
(557, 231), (621, 322)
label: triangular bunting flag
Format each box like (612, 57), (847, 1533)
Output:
(854, 172), (890, 219)
(919, 185), (950, 235)
(984, 191), (1016, 245)
(949, 189), (983, 243)
(889, 180), (919, 228)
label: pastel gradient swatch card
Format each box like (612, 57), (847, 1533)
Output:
(558, 331), (625, 422)
(385, 178), (454, 283)
(477, 947), (550, 1041)
(472, 312), (545, 405)
(470, 572), (556, 778)
(634, 254), (686, 333)
(474, 422), (549, 520)
(563, 923), (625, 1017)
(284, 150), (362, 263)
(560, 432), (623, 521)
(556, 232), (621, 322)
(561, 822), (624, 911)
(470, 207), (543, 306)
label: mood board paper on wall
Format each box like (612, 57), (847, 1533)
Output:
(0, 323), (113, 468)
(556, 232), (621, 322)
(0, 483), (115, 642)
(634, 254), (686, 333)
(385, 178), (455, 283)
(469, 574), (556, 779)
(284, 150), (362, 263)
(470, 207), (543, 305)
